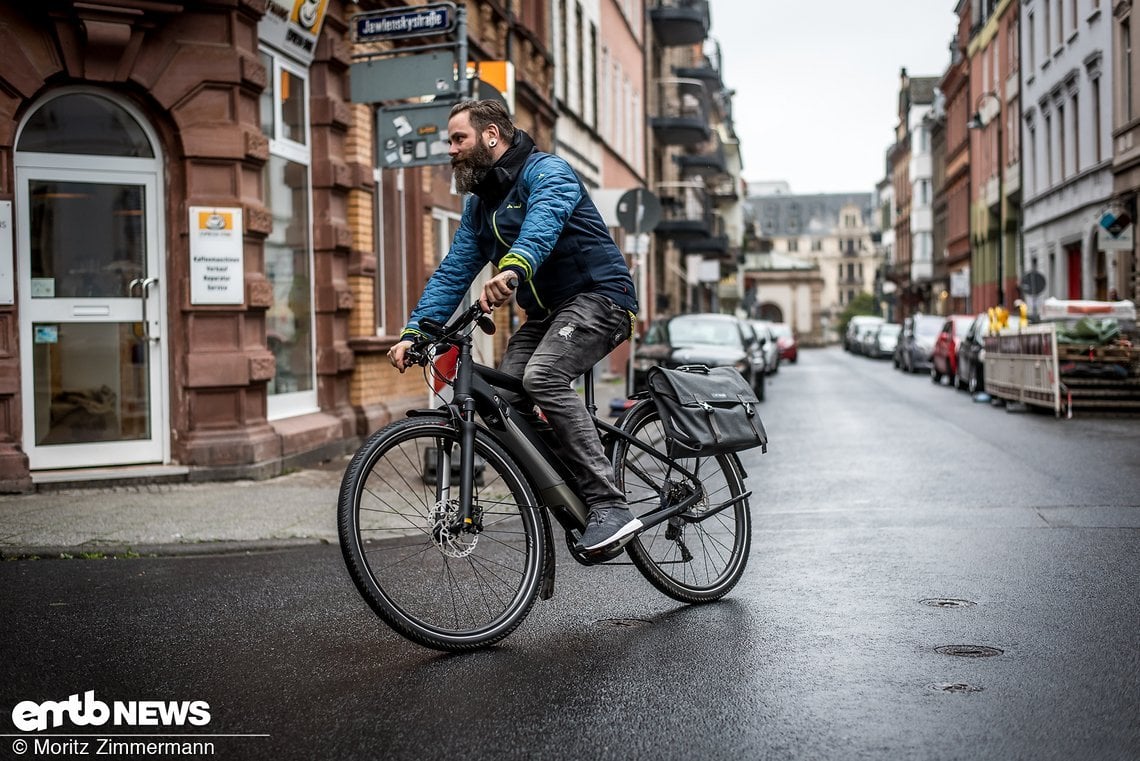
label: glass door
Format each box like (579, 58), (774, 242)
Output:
(17, 167), (166, 469)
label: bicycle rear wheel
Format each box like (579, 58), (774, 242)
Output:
(338, 417), (544, 651)
(612, 401), (751, 603)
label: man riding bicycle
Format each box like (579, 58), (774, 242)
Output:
(387, 99), (641, 552)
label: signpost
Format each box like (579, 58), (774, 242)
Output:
(350, 2), (472, 170)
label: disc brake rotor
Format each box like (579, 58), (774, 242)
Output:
(431, 499), (480, 558)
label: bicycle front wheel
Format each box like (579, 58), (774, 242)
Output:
(612, 401), (752, 603)
(338, 417), (544, 651)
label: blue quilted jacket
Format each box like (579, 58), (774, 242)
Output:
(402, 131), (637, 339)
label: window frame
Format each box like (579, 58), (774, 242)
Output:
(260, 47), (317, 421)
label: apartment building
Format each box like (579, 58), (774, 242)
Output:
(1111, 1), (1140, 301)
(744, 191), (876, 343)
(1021, 0), (1114, 303)
(966, 0), (1021, 310)
(938, 1), (973, 315)
(647, 0), (744, 317)
(887, 69), (941, 319)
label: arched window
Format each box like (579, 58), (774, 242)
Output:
(18, 93), (154, 157)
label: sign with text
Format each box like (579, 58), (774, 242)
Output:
(189, 207), (244, 305)
(353, 3), (456, 42)
(259, 0), (330, 64)
(376, 101), (455, 168)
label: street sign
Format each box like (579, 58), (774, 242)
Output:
(1020, 271), (1046, 297)
(353, 3), (456, 42)
(350, 53), (458, 103)
(616, 188), (661, 235)
(376, 101), (455, 168)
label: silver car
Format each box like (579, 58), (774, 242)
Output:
(749, 320), (781, 375)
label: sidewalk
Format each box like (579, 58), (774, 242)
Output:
(0, 457), (348, 559)
(0, 377), (634, 559)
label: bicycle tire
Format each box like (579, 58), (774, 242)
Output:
(612, 400), (752, 603)
(338, 416), (544, 651)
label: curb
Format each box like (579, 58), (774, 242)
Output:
(0, 537), (331, 561)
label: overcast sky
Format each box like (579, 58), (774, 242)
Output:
(708, 0), (960, 195)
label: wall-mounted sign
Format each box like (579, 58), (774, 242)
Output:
(0, 201), (11, 305)
(1098, 207), (1133, 251)
(353, 3), (456, 42)
(949, 267), (970, 298)
(189, 207), (244, 305)
(259, 0), (330, 64)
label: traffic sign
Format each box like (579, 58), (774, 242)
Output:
(1020, 271), (1046, 296)
(616, 188), (661, 235)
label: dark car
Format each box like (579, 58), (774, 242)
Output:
(955, 312), (990, 393)
(633, 313), (766, 400)
(769, 322), (798, 363)
(930, 314), (976, 385)
(896, 314), (944, 373)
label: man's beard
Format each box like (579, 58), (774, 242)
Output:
(452, 138), (495, 194)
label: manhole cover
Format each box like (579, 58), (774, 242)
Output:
(929, 682), (984, 693)
(935, 645), (1003, 658)
(920, 598), (976, 608)
(598, 618), (653, 628)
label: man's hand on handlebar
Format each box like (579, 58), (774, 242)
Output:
(387, 339), (415, 373)
(479, 271), (519, 313)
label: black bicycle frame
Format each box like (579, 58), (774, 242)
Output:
(437, 330), (741, 538)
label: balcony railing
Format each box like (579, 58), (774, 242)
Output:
(649, 0), (709, 47)
(675, 142), (727, 179)
(650, 78), (710, 146)
(680, 213), (730, 259)
(707, 176), (739, 202)
(654, 181), (713, 240)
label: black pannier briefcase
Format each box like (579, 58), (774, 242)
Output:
(646, 365), (767, 458)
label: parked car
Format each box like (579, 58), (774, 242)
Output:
(866, 323), (901, 359)
(955, 312), (991, 394)
(633, 313), (767, 400)
(845, 315), (884, 353)
(930, 314), (976, 385)
(769, 322), (798, 363)
(749, 320), (781, 375)
(896, 314), (945, 373)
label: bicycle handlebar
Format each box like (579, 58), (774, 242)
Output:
(404, 303), (486, 367)
(404, 277), (519, 367)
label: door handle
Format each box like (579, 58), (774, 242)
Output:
(137, 277), (159, 344)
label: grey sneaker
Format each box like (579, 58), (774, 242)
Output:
(580, 505), (643, 551)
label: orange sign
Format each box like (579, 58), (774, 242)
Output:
(197, 211), (234, 232)
(290, 0), (330, 37)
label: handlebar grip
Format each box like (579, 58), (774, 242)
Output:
(506, 276), (518, 291)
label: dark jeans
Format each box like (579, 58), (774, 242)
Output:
(498, 292), (631, 509)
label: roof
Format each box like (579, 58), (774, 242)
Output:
(745, 251), (818, 271)
(909, 77), (940, 105)
(744, 192), (873, 237)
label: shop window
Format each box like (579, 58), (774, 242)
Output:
(260, 48), (315, 419)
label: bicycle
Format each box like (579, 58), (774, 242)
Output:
(337, 302), (759, 651)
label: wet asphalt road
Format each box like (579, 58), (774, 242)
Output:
(2, 347), (1139, 761)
